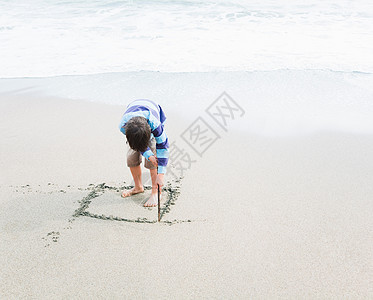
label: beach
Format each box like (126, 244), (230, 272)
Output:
(1, 0), (373, 297)
(1, 83), (372, 298)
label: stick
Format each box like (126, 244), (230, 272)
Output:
(157, 184), (161, 222)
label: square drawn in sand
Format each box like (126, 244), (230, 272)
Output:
(74, 182), (182, 224)
(89, 189), (167, 221)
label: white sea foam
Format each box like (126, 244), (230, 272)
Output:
(0, 0), (372, 77)
(1, 70), (372, 136)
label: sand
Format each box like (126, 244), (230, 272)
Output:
(1, 93), (372, 298)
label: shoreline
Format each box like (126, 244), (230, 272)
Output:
(1, 69), (373, 138)
(1, 67), (373, 80)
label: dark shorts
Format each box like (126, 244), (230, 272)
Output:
(126, 138), (157, 169)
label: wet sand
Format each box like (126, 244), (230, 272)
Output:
(1, 94), (372, 298)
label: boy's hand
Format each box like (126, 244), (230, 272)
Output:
(156, 173), (164, 189)
(149, 155), (158, 167)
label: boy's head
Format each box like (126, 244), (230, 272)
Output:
(124, 116), (151, 152)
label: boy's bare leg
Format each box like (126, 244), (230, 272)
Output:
(121, 165), (144, 197)
(143, 168), (159, 207)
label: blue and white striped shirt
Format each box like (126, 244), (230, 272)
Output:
(119, 99), (169, 174)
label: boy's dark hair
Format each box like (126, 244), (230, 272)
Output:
(124, 116), (151, 152)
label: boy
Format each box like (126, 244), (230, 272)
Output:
(118, 99), (169, 207)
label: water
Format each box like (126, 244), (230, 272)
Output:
(0, 0), (372, 78)
(0, 1), (372, 136)
(1, 69), (372, 136)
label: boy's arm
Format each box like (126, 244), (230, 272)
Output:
(140, 147), (154, 160)
(152, 124), (169, 174)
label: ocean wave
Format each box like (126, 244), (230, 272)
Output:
(0, 0), (372, 77)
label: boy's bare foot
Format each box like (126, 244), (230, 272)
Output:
(143, 193), (160, 207)
(121, 187), (144, 198)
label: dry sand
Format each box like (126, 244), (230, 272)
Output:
(1, 93), (372, 298)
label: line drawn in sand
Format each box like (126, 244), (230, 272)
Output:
(73, 177), (197, 225)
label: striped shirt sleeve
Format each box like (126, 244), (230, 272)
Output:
(140, 147), (154, 160)
(152, 124), (169, 174)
